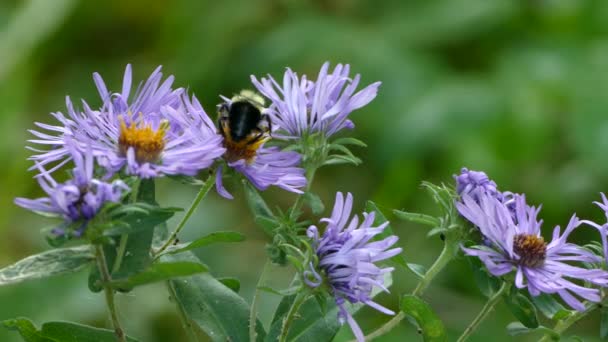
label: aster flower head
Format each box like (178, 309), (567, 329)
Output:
(458, 191), (608, 311)
(304, 192), (402, 341)
(28, 64), (225, 179)
(580, 193), (608, 266)
(251, 62), (381, 139)
(214, 93), (306, 199)
(15, 142), (128, 237)
(454, 167), (502, 202)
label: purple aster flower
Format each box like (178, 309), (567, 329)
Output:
(27, 65), (225, 178)
(214, 94), (306, 199)
(251, 62), (381, 139)
(454, 167), (502, 202)
(304, 192), (402, 341)
(580, 193), (608, 266)
(15, 142), (128, 237)
(458, 191), (608, 311)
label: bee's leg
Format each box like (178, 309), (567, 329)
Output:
(218, 116), (229, 138)
(246, 130), (270, 146)
(260, 114), (272, 134)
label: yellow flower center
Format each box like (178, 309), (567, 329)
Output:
(118, 115), (168, 164)
(513, 234), (547, 268)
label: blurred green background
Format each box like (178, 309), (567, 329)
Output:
(1, 0), (608, 341)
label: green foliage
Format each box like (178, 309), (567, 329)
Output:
(164, 251), (264, 342)
(110, 261), (208, 289)
(503, 287), (539, 329)
(0, 246), (93, 286)
(400, 295), (447, 342)
(266, 274), (392, 341)
(2, 318), (138, 342)
(158, 231), (245, 256)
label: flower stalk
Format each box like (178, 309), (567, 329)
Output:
(95, 244), (126, 342)
(278, 291), (309, 342)
(155, 175), (215, 256)
(456, 282), (508, 342)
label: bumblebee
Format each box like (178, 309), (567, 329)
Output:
(218, 90), (271, 163)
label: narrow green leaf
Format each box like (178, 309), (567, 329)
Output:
(111, 262), (208, 289)
(303, 192), (325, 215)
(506, 322), (559, 339)
(407, 263), (427, 279)
(0, 245), (93, 286)
(401, 295), (447, 342)
(265, 274), (392, 341)
(160, 231), (246, 256)
(3, 318), (139, 342)
(255, 216), (279, 235)
(467, 257), (502, 298)
(366, 202), (409, 270)
(531, 293), (568, 320)
(503, 288), (539, 328)
(331, 137), (367, 147)
(506, 322), (532, 336)
(164, 252), (265, 342)
(217, 277), (240, 293)
(257, 286), (299, 297)
(393, 210), (441, 227)
(244, 182), (274, 218)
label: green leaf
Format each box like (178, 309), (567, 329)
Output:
(255, 216), (279, 235)
(531, 293), (568, 320)
(164, 252), (265, 342)
(2, 317), (52, 342)
(217, 277), (240, 293)
(159, 231), (246, 256)
(506, 322), (559, 340)
(331, 137), (367, 147)
(88, 179), (160, 292)
(407, 263), (427, 279)
(3, 318), (139, 342)
(506, 322), (532, 336)
(503, 287), (539, 329)
(0, 245), (93, 286)
(110, 261), (208, 289)
(394, 209), (441, 227)
(467, 257), (502, 298)
(244, 182), (274, 218)
(265, 274), (392, 341)
(257, 286), (299, 297)
(303, 192), (325, 215)
(365, 201), (409, 270)
(401, 295), (447, 342)
(103, 206), (179, 236)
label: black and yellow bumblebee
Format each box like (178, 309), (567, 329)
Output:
(218, 90), (271, 163)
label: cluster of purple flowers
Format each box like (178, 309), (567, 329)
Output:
(16, 62), (397, 340)
(304, 192), (402, 341)
(455, 168), (608, 311)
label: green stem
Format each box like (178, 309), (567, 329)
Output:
(95, 245), (126, 342)
(167, 282), (197, 342)
(112, 179), (141, 273)
(362, 240), (457, 341)
(456, 282), (508, 342)
(538, 302), (599, 342)
(291, 167), (317, 214)
(279, 292), (309, 342)
(155, 176), (215, 256)
(249, 260), (271, 342)
(111, 235), (129, 274)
